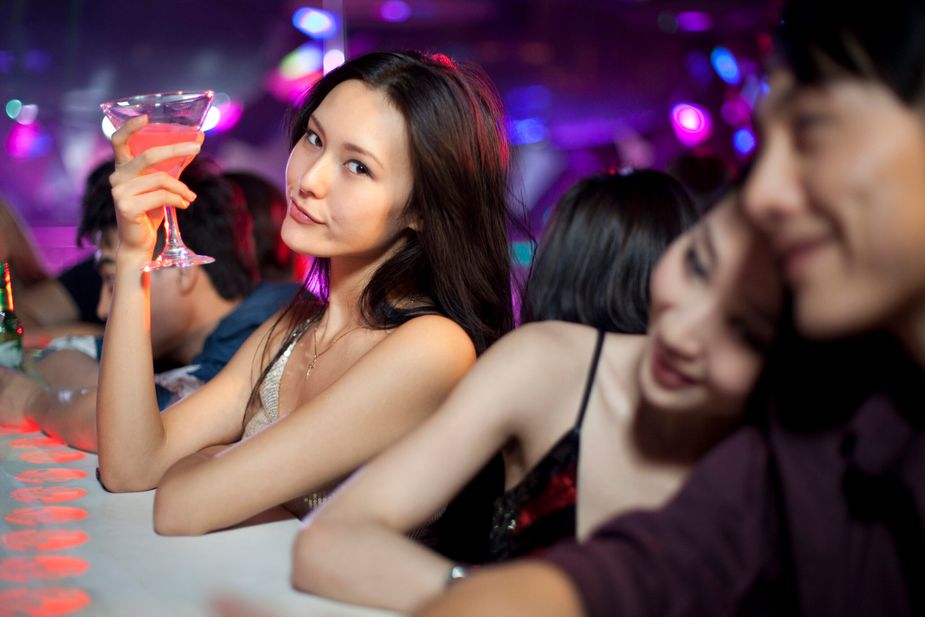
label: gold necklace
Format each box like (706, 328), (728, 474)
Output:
(305, 323), (364, 379)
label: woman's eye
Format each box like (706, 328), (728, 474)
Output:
(684, 246), (708, 280)
(792, 112), (831, 151)
(729, 318), (770, 353)
(345, 160), (371, 176)
(305, 130), (322, 148)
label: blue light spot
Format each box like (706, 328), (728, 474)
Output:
(293, 8), (337, 39)
(5, 99), (22, 120)
(710, 47), (741, 85)
(511, 241), (534, 267)
(733, 128), (756, 156)
(512, 117), (547, 145)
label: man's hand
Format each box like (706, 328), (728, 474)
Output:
(0, 367), (47, 425)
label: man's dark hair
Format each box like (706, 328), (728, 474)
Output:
(778, 0), (925, 106)
(223, 170), (294, 282)
(78, 158), (258, 300)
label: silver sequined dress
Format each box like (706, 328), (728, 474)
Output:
(242, 321), (342, 518)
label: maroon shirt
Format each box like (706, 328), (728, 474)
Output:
(544, 388), (924, 616)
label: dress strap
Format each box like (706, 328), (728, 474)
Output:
(574, 330), (606, 430)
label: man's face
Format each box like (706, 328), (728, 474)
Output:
(95, 229), (186, 360)
(744, 70), (925, 340)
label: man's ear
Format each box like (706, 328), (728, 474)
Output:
(177, 266), (199, 294)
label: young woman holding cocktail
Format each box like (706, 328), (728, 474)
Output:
(96, 52), (516, 544)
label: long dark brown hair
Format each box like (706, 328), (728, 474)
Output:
(248, 51), (516, 409)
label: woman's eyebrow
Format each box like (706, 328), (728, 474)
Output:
(343, 142), (384, 170)
(308, 115), (324, 138)
(309, 115), (384, 170)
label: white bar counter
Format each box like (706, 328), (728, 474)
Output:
(0, 423), (395, 617)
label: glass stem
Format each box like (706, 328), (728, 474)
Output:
(162, 206), (185, 249)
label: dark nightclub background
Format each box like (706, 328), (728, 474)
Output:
(0, 0), (775, 272)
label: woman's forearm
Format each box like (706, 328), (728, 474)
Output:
(96, 251), (165, 491)
(293, 516), (452, 612)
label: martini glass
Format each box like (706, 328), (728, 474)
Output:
(100, 90), (215, 271)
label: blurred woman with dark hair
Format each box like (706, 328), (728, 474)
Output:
(291, 178), (783, 613)
(521, 170), (698, 332)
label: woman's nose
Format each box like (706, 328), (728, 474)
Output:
(297, 154), (332, 200)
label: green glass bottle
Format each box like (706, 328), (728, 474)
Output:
(0, 262), (23, 370)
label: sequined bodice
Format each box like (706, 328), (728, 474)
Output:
(487, 330), (605, 561)
(243, 321), (341, 518)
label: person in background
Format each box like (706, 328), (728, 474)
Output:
(0, 158), (299, 451)
(415, 1), (925, 616)
(0, 196), (100, 338)
(290, 176), (783, 613)
(223, 171), (300, 282)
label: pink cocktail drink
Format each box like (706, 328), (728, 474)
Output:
(127, 123), (204, 178)
(100, 90), (214, 270)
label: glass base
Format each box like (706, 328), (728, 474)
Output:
(143, 246), (215, 271)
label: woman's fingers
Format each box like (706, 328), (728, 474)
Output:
(112, 171), (197, 203)
(110, 116), (148, 164)
(111, 175), (197, 219)
(111, 142), (201, 181)
(121, 189), (193, 214)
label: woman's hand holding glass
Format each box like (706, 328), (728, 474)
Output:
(108, 115), (202, 263)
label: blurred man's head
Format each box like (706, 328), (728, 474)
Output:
(744, 0), (925, 342)
(223, 170), (296, 282)
(79, 158), (258, 359)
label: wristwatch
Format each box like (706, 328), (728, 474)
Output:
(446, 563), (469, 586)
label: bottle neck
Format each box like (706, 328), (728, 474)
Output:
(1, 262), (14, 312)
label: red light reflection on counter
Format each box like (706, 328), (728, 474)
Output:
(15, 469), (86, 483)
(0, 555), (90, 582)
(11, 487), (88, 504)
(1, 530), (89, 552)
(0, 587), (91, 616)
(0, 418), (41, 435)
(10, 436), (66, 449)
(19, 450), (86, 464)
(4, 507), (88, 526)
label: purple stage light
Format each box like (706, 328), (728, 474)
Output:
(380, 1), (411, 23)
(670, 103), (712, 147)
(6, 122), (52, 160)
(677, 11), (712, 32)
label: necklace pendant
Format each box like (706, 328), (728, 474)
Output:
(306, 358), (317, 379)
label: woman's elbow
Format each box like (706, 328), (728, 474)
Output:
(97, 463), (154, 494)
(291, 517), (341, 593)
(153, 485), (209, 536)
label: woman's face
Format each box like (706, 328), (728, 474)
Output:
(282, 79), (415, 262)
(744, 70), (925, 340)
(638, 197), (783, 417)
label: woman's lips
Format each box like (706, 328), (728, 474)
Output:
(649, 343), (698, 390)
(288, 200), (321, 225)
